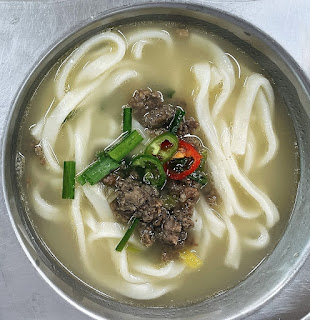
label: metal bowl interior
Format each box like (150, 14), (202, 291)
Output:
(2, 3), (310, 320)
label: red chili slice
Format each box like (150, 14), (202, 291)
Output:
(164, 140), (202, 180)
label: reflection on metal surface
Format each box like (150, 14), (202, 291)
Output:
(0, 0), (309, 319)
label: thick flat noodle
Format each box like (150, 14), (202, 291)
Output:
(82, 185), (114, 221)
(192, 62), (279, 269)
(256, 90), (278, 167)
(120, 282), (175, 300)
(71, 187), (87, 264)
(41, 69), (139, 149)
(31, 98), (56, 140)
(88, 221), (142, 247)
(32, 187), (63, 222)
(243, 223), (270, 249)
(197, 198), (226, 239)
(220, 123), (279, 227)
(128, 29), (172, 60)
(134, 261), (185, 279)
(74, 108), (92, 172)
(190, 33), (235, 119)
(243, 129), (256, 174)
(231, 73), (278, 165)
(55, 31), (126, 99)
(223, 215), (241, 269)
(40, 138), (62, 173)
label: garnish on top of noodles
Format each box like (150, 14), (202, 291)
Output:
(67, 88), (208, 265)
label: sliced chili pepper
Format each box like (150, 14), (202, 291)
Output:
(164, 140), (202, 180)
(131, 154), (166, 188)
(145, 132), (179, 163)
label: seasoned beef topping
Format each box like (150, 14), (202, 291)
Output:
(129, 88), (175, 129)
(102, 172), (119, 187)
(143, 104), (175, 129)
(177, 117), (199, 137)
(182, 135), (204, 153)
(111, 173), (201, 259)
(114, 176), (160, 217)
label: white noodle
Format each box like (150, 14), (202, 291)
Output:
(243, 223), (270, 249)
(243, 129), (256, 174)
(231, 73), (278, 165)
(134, 261), (185, 279)
(223, 215), (241, 269)
(128, 29), (172, 60)
(82, 185), (114, 221)
(191, 33), (235, 119)
(55, 31), (126, 99)
(197, 198), (226, 239)
(32, 187), (63, 222)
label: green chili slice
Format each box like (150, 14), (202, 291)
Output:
(131, 154), (167, 188)
(115, 218), (140, 252)
(62, 161), (76, 199)
(169, 107), (185, 134)
(145, 132), (179, 163)
(123, 107), (132, 133)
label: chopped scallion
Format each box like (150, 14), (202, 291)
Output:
(62, 161), (76, 199)
(169, 107), (185, 134)
(189, 170), (208, 186)
(163, 89), (176, 99)
(77, 131), (143, 186)
(107, 130), (143, 162)
(123, 107), (132, 133)
(115, 218), (140, 252)
(77, 156), (119, 186)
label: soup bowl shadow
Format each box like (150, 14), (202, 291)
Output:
(2, 3), (310, 320)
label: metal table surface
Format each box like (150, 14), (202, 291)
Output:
(0, 0), (309, 319)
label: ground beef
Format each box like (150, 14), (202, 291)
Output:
(160, 216), (182, 246)
(32, 142), (46, 165)
(129, 88), (175, 129)
(102, 172), (119, 187)
(139, 223), (155, 247)
(177, 117), (199, 137)
(145, 127), (166, 138)
(114, 176), (160, 217)
(143, 104), (175, 129)
(111, 174), (200, 256)
(182, 135), (204, 153)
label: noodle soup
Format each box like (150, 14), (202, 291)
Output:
(17, 21), (299, 306)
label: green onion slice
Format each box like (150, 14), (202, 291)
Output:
(115, 218), (140, 252)
(107, 130), (143, 163)
(77, 156), (120, 186)
(62, 161), (76, 199)
(123, 107), (132, 133)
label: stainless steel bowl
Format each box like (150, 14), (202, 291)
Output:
(2, 3), (310, 320)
